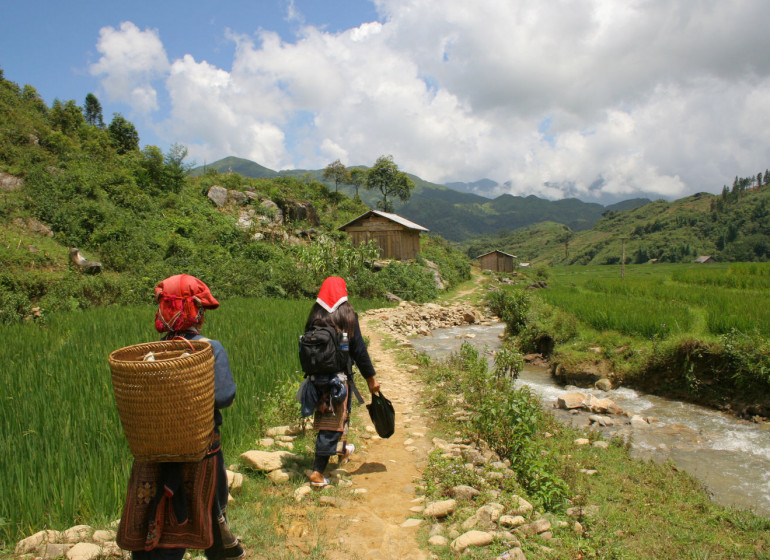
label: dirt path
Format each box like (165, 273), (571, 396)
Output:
(311, 314), (433, 560)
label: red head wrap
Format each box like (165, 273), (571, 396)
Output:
(154, 274), (219, 333)
(316, 276), (348, 313)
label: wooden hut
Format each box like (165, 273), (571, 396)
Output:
(477, 250), (517, 273)
(695, 256), (716, 264)
(339, 210), (429, 260)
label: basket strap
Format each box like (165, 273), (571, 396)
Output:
(170, 336), (196, 353)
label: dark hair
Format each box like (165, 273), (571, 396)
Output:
(305, 301), (356, 336)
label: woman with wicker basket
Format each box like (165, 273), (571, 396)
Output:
(305, 276), (381, 488)
(116, 274), (244, 560)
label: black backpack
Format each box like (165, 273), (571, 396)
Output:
(298, 326), (347, 377)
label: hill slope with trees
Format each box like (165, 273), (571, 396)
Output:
(0, 70), (470, 323)
(463, 181), (770, 264)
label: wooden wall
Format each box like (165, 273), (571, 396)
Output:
(342, 215), (421, 260)
(479, 252), (514, 273)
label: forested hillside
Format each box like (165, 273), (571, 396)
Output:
(0, 70), (470, 323)
(463, 183), (770, 264)
(196, 157), (651, 241)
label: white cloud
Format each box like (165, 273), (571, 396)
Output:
(90, 1), (770, 202)
(89, 22), (169, 114)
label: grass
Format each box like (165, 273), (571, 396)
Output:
(0, 296), (390, 546)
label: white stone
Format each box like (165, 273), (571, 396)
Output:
(515, 518), (551, 536)
(275, 441), (294, 450)
(462, 503), (505, 530)
(499, 515), (526, 528)
(428, 535), (448, 547)
(498, 547), (527, 560)
(450, 485), (481, 500)
(450, 530), (494, 553)
(294, 486), (311, 502)
(16, 530), (63, 554)
(90, 530), (115, 543)
(267, 468), (296, 483)
(557, 392), (586, 410)
(66, 542), (101, 560)
(574, 438), (590, 446)
(227, 470), (244, 491)
(41, 543), (74, 559)
(63, 525), (93, 543)
(258, 437), (275, 447)
(423, 499), (456, 518)
(265, 425), (301, 437)
(240, 450), (299, 472)
(401, 519), (423, 528)
(509, 496), (534, 516)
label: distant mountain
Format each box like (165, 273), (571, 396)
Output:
(444, 178), (498, 198)
(462, 186), (770, 264)
(192, 157), (651, 242)
(190, 156), (278, 178)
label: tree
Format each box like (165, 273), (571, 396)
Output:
(764, 169), (770, 186)
(365, 155), (415, 212)
(322, 159), (350, 192)
(107, 113), (139, 154)
(349, 167), (366, 200)
(164, 143), (191, 192)
(49, 99), (85, 135)
(83, 93), (104, 128)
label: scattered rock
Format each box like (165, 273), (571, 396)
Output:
(497, 547), (526, 560)
(515, 518), (551, 536)
(428, 535), (448, 547)
(16, 531), (62, 555)
(240, 450), (299, 472)
(595, 378), (612, 391)
(423, 499), (456, 518)
(65, 542), (101, 560)
(499, 515), (526, 529)
(557, 392), (587, 410)
(450, 530), (494, 553)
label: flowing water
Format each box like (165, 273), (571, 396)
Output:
(411, 322), (770, 517)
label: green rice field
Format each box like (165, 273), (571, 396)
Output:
(540, 262), (770, 338)
(0, 297), (388, 543)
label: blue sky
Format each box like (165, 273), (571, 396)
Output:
(2, 0), (770, 203)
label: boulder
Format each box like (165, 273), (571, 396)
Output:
(279, 200), (320, 226)
(595, 378), (613, 391)
(557, 392), (586, 410)
(207, 186), (228, 207)
(515, 518), (551, 536)
(497, 547), (526, 560)
(65, 542), (101, 560)
(499, 515), (526, 528)
(41, 543), (74, 559)
(508, 495), (534, 516)
(449, 485), (481, 500)
(462, 503), (505, 530)
(450, 530), (494, 553)
(62, 525), (94, 543)
(0, 171), (23, 191)
(16, 530), (62, 555)
(90, 529), (115, 543)
(423, 499), (456, 518)
(240, 450), (299, 472)
(267, 468), (296, 483)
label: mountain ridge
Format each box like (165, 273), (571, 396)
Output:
(193, 157), (652, 242)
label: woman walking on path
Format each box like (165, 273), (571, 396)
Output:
(117, 274), (244, 560)
(305, 276), (381, 487)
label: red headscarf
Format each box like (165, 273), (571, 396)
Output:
(154, 274), (219, 333)
(316, 276), (348, 313)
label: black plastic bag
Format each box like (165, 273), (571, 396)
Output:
(366, 392), (395, 438)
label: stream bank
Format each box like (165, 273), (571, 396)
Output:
(411, 321), (770, 518)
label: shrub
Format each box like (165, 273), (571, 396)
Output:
(486, 288), (531, 335)
(380, 260), (438, 302)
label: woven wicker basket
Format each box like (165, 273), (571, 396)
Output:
(109, 340), (215, 462)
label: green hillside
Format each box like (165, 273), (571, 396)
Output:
(194, 158), (651, 241)
(464, 187), (770, 264)
(0, 71), (470, 323)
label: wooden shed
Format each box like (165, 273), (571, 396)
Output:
(695, 256), (716, 264)
(339, 210), (429, 260)
(477, 250), (517, 273)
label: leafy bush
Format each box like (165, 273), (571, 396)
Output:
(455, 343), (569, 510)
(380, 260), (438, 302)
(486, 288), (531, 335)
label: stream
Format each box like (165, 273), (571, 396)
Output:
(410, 321), (770, 518)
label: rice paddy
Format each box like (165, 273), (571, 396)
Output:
(0, 297), (388, 543)
(540, 262), (770, 338)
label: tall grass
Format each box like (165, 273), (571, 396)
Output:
(539, 285), (694, 338)
(546, 264), (770, 337)
(0, 297), (388, 543)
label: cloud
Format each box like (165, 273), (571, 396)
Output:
(90, 1), (770, 202)
(90, 22), (169, 114)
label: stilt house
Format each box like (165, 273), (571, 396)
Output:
(339, 210), (429, 260)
